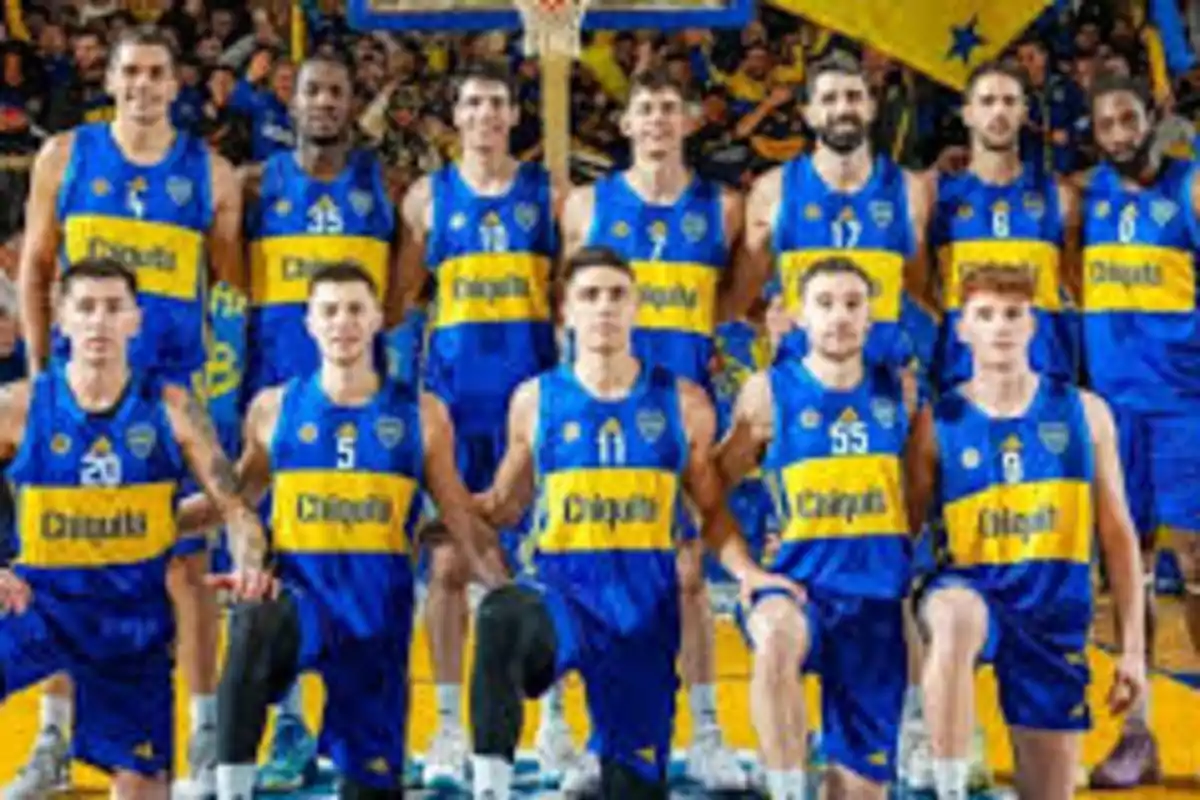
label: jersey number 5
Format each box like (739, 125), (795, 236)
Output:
(336, 436), (356, 470)
(830, 420), (869, 455)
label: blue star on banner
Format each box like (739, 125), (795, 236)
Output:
(947, 14), (987, 63)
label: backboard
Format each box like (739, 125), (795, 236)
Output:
(347, 0), (754, 32)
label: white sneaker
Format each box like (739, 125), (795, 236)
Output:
(4, 728), (70, 800)
(685, 734), (751, 791)
(560, 751), (600, 797)
(968, 725), (993, 790)
(534, 719), (578, 784)
(176, 724), (217, 799)
(422, 726), (469, 791)
(902, 725), (934, 792)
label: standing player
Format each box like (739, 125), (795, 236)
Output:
(908, 267), (1146, 800)
(177, 263), (506, 800)
(14, 25), (243, 798)
(560, 68), (757, 793)
(743, 51), (934, 371)
(1079, 72), (1200, 789)
(398, 61), (560, 789)
(931, 61), (1080, 392)
(242, 54), (403, 789)
(718, 257), (918, 800)
(468, 245), (796, 800)
(0, 257), (271, 800)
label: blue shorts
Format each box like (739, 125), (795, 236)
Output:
(0, 602), (173, 776)
(1116, 409), (1200, 538)
(527, 578), (680, 784)
(921, 575), (1090, 732)
(738, 589), (906, 783)
(282, 586), (414, 789)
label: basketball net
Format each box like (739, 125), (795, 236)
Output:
(514, 0), (590, 57)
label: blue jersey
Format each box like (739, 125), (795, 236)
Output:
(763, 362), (910, 599)
(531, 364), (686, 638)
(1080, 160), (1200, 414)
(423, 162), (557, 418)
(712, 319), (769, 438)
(246, 150), (395, 397)
(57, 123), (213, 384)
(934, 380), (1094, 622)
(270, 374), (424, 641)
(934, 170), (1075, 387)
(8, 370), (187, 660)
(900, 293), (940, 398)
(587, 173), (727, 387)
(774, 155), (914, 367)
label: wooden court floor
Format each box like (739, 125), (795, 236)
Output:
(1, 598), (1197, 798)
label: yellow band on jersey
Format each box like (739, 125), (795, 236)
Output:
(537, 468), (678, 552)
(250, 236), (390, 306)
(432, 252), (552, 328)
(779, 249), (903, 323)
(63, 216), (202, 302)
(778, 454), (907, 541)
(18, 482), (177, 568)
(938, 240), (1062, 311)
(631, 261), (719, 336)
(272, 470), (417, 555)
(1082, 244), (1197, 314)
(943, 479), (1092, 566)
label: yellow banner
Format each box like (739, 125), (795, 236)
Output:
(767, 0), (1051, 89)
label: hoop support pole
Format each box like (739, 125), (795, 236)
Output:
(540, 49), (572, 189)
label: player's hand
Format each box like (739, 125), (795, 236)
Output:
(0, 569), (31, 614)
(1108, 650), (1147, 716)
(739, 566), (805, 609)
(205, 568), (279, 602)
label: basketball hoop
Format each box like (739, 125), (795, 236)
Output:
(514, 0), (591, 57)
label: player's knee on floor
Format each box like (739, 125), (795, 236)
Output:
(748, 596), (808, 679)
(922, 587), (988, 659)
(218, 596), (302, 762)
(338, 778), (405, 800)
(599, 758), (668, 800)
(111, 770), (170, 800)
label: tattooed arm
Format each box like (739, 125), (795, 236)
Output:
(163, 385), (267, 575)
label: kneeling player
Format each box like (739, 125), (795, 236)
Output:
(907, 267), (1146, 800)
(719, 256), (918, 799)
(179, 263), (505, 800)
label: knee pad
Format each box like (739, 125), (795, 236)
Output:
(474, 585), (556, 696)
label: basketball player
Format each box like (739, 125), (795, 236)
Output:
(468, 245), (797, 800)
(559, 67), (756, 792)
(242, 53), (404, 790)
(0, 257), (271, 800)
(398, 60), (560, 789)
(909, 267), (1146, 800)
(1078, 72), (1200, 789)
(743, 51), (934, 370)
(15, 25), (243, 798)
(902, 60), (1082, 791)
(718, 256), (918, 800)
(177, 263), (506, 800)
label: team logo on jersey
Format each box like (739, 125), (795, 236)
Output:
(449, 212), (467, 231)
(482, 211), (501, 228)
(337, 422), (358, 441)
(515, 202), (539, 231)
(804, 203), (822, 221)
(1093, 200), (1110, 219)
(1037, 421), (1069, 454)
(961, 447), (980, 469)
(166, 176), (193, 207)
(870, 397), (896, 429)
(1150, 198), (1177, 227)
(298, 422), (318, 444)
(274, 199), (292, 216)
(50, 433), (71, 455)
(868, 200), (893, 228)
(991, 199), (1010, 217)
(649, 220), (668, 242)
(611, 220), (630, 238)
(636, 408), (666, 443)
(799, 408), (821, 429)
(126, 423), (157, 459)
(374, 416), (405, 448)
(1022, 192), (1045, 219)
(562, 421), (580, 442)
(956, 204), (973, 220)
(349, 189), (373, 217)
(682, 212), (707, 242)
(91, 178), (110, 197)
